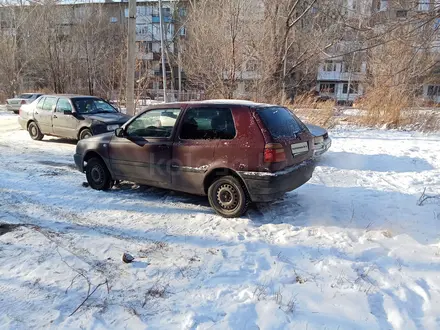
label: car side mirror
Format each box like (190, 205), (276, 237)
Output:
(115, 127), (125, 137)
(64, 109), (73, 115)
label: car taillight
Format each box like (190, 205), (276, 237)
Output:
(21, 100), (26, 104)
(264, 143), (286, 163)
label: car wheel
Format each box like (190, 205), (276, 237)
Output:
(208, 175), (249, 218)
(28, 122), (44, 141)
(85, 157), (112, 191)
(79, 129), (93, 140)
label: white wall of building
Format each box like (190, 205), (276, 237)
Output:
(423, 84), (440, 103)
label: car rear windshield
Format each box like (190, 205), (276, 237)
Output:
(256, 107), (303, 138)
(18, 94), (34, 99)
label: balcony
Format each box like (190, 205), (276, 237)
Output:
(317, 71), (341, 81)
(136, 52), (154, 60)
(317, 70), (365, 82)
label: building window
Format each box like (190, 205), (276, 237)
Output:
(427, 85), (440, 96)
(377, 0), (388, 11)
(396, 10), (408, 18)
(162, 7), (171, 16)
(418, 1), (430, 11)
(137, 6), (153, 17)
(137, 41), (153, 53)
(179, 7), (187, 17)
(319, 83), (336, 93)
(244, 81), (256, 92)
(246, 59), (258, 72)
(343, 61), (362, 73)
(342, 82), (359, 94)
(76, 6), (86, 19)
(323, 61), (338, 72)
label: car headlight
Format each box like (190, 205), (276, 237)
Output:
(107, 124), (119, 131)
(314, 136), (324, 144)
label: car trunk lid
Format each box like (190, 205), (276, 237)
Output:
(7, 99), (23, 105)
(255, 106), (313, 172)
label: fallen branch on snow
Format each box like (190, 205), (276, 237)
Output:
(69, 279), (108, 317)
(417, 188), (440, 206)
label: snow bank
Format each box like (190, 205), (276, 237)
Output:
(0, 120), (439, 329)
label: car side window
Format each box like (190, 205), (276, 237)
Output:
(125, 109), (181, 138)
(180, 108), (236, 140)
(36, 97), (45, 110)
(56, 99), (73, 113)
(42, 97), (57, 111)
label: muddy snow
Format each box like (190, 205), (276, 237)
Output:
(0, 113), (439, 329)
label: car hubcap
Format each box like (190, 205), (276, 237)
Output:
(82, 133), (91, 139)
(216, 184), (239, 210)
(30, 126), (36, 136)
(91, 165), (104, 184)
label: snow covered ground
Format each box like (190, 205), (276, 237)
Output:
(1, 112), (440, 329)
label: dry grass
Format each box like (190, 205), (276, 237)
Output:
(401, 110), (440, 132)
(358, 86), (411, 128)
(292, 105), (336, 129)
(283, 93), (337, 128)
(258, 91), (440, 132)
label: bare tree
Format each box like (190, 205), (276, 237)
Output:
(182, 0), (349, 102)
(0, 1), (127, 98)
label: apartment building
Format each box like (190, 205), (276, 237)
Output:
(316, 52), (367, 105)
(0, 0), (186, 97)
(316, 0), (440, 104)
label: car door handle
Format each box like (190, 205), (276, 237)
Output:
(35, 111), (39, 115)
(53, 115), (57, 118)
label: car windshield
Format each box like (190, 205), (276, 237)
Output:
(72, 98), (118, 114)
(18, 94), (34, 99)
(256, 107), (304, 138)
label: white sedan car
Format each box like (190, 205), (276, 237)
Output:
(6, 93), (43, 114)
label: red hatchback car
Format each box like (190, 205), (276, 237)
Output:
(74, 100), (316, 217)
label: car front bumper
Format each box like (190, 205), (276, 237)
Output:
(239, 159), (316, 203)
(313, 137), (331, 157)
(17, 117), (27, 130)
(74, 153), (84, 172)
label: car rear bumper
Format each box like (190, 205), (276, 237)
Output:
(313, 137), (331, 157)
(239, 159), (316, 202)
(74, 153), (84, 172)
(6, 104), (20, 111)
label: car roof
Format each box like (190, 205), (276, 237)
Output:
(39, 94), (100, 99)
(151, 99), (278, 109)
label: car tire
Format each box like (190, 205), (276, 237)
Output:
(208, 175), (249, 218)
(13, 110), (19, 114)
(28, 122), (44, 141)
(86, 157), (112, 191)
(79, 128), (93, 140)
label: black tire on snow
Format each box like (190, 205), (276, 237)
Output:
(85, 157), (112, 191)
(208, 175), (249, 218)
(28, 122), (44, 141)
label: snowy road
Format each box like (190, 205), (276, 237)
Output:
(1, 112), (440, 329)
